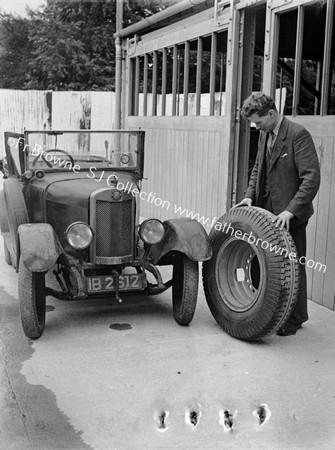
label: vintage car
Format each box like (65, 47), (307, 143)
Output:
(0, 129), (212, 339)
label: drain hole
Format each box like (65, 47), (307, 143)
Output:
(224, 410), (234, 429)
(257, 405), (266, 424)
(158, 411), (166, 430)
(219, 409), (235, 431)
(254, 404), (271, 426)
(155, 410), (169, 432)
(46, 305), (55, 312)
(190, 410), (198, 426)
(185, 407), (201, 428)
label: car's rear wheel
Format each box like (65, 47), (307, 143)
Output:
(18, 258), (46, 339)
(203, 207), (300, 340)
(172, 253), (199, 325)
(4, 241), (12, 265)
(3, 178), (29, 268)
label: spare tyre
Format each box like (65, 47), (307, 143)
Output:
(202, 206), (299, 340)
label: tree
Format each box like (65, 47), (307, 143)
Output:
(0, 0), (176, 90)
(26, 1), (117, 90)
(0, 13), (31, 88)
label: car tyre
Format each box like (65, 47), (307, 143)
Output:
(202, 206), (300, 340)
(4, 241), (12, 265)
(18, 258), (46, 339)
(172, 252), (199, 325)
(3, 178), (29, 266)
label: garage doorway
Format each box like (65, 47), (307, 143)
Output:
(234, 5), (266, 203)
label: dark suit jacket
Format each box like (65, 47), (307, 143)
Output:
(245, 117), (320, 226)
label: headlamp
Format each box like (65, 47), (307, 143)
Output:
(66, 222), (93, 250)
(139, 219), (165, 245)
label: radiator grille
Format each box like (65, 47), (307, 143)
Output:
(95, 199), (133, 258)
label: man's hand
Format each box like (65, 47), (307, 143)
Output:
(273, 211), (294, 230)
(232, 198), (252, 208)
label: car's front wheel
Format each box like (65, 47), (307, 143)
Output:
(18, 258), (46, 339)
(172, 253), (199, 325)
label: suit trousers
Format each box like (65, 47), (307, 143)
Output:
(261, 195), (308, 325)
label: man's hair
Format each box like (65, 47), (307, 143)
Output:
(241, 92), (277, 119)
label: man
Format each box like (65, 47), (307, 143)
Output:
(236, 92), (320, 336)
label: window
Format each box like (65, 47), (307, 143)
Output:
(276, 1), (334, 115)
(129, 30), (228, 117)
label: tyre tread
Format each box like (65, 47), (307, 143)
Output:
(3, 178), (29, 264)
(173, 254), (199, 326)
(19, 259), (46, 339)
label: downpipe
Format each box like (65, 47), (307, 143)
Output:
(114, 36), (122, 130)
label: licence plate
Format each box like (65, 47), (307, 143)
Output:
(87, 273), (146, 293)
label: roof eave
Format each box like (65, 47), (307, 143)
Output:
(114, 0), (213, 39)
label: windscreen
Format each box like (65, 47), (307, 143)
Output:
(22, 131), (142, 172)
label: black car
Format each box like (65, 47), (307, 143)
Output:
(0, 129), (212, 339)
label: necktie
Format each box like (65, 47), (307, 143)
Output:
(267, 132), (275, 155)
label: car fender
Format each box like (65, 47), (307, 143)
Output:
(148, 218), (212, 264)
(18, 223), (64, 272)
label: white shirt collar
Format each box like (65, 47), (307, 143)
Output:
(272, 115), (283, 137)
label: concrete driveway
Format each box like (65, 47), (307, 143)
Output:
(1, 236), (335, 449)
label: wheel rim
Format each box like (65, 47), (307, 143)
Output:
(215, 236), (263, 312)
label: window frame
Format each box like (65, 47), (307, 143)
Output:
(274, 0), (334, 116)
(128, 29), (229, 117)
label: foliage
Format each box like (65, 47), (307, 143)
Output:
(0, 0), (174, 90)
(0, 14), (31, 88)
(26, 2), (116, 90)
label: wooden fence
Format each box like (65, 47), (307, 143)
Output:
(0, 89), (116, 157)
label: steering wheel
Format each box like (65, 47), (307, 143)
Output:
(32, 149), (75, 168)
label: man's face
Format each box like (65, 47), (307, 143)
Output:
(247, 110), (276, 133)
